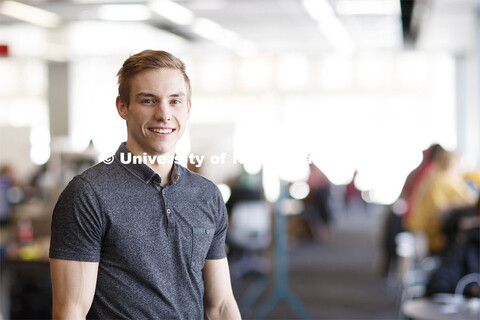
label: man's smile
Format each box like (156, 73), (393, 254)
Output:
(149, 127), (176, 135)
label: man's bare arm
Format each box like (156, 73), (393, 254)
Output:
(50, 258), (99, 319)
(203, 258), (241, 320)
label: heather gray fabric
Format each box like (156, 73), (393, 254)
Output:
(49, 142), (228, 320)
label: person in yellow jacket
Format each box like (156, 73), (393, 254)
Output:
(405, 150), (477, 255)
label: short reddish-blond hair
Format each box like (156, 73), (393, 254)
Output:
(117, 50), (191, 107)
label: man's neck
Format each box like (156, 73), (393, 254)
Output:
(149, 161), (174, 187)
(125, 143), (175, 187)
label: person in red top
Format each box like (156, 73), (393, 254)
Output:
(305, 162), (333, 239)
(380, 144), (444, 277)
(400, 144), (445, 218)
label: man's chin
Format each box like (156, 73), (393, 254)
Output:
(148, 144), (175, 156)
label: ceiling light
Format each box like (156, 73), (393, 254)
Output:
(73, 0), (144, 3)
(336, 0), (400, 15)
(0, 1), (61, 28)
(302, 0), (354, 52)
(319, 17), (354, 52)
(302, 0), (335, 22)
(150, 0), (195, 25)
(191, 17), (253, 55)
(98, 4), (151, 21)
(191, 18), (224, 41)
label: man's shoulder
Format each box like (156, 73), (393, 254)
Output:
(66, 160), (122, 192)
(57, 161), (127, 205)
(178, 165), (215, 185)
(177, 165), (220, 193)
(79, 160), (120, 182)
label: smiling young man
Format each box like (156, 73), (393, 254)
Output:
(49, 50), (241, 319)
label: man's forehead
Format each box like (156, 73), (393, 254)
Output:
(130, 68), (187, 91)
(133, 68), (184, 81)
(136, 91), (187, 97)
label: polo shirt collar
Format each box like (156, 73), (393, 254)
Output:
(114, 142), (180, 186)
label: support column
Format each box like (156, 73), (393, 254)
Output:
(455, 54), (467, 157)
(455, 11), (480, 169)
(48, 61), (69, 138)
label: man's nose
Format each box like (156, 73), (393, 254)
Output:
(154, 101), (171, 121)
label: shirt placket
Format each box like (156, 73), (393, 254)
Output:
(149, 176), (169, 231)
(160, 187), (175, 233)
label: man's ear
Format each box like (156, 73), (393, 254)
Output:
(116, 96), (128, 120)
(186, 100), (192, 119)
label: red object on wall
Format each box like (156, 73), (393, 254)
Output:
(0, 45), (9, 57)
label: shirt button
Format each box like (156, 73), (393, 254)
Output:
(166, 209), (171, 214)
(205, 229), (210, 235)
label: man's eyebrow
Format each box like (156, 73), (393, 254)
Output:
(136, 92), (158, 98)
(135, 92), (186, 98)
(170, 92), (186, 97)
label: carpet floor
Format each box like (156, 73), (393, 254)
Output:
(231, 204), (400, 320)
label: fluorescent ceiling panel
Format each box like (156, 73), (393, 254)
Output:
(0, 1), (61, 28)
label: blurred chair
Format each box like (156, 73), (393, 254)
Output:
(395, 232), (428, 279)
(395, 231), (441, 318)
(227, 200), (272, 279)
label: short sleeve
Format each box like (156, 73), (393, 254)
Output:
(205, 186), (228, 260)
(49, 176), (103, 262)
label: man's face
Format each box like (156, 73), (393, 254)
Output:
(117, 68), (191, 157)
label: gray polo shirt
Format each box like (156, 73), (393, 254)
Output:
(49, 143), (228, 319)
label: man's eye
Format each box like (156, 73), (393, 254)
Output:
(171, 99), (181, 105)
(143, 99), (154, 104)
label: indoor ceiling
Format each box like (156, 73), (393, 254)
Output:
(0, 0), (478, 57)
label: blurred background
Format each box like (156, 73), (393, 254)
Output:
(0, 0), (479, 319)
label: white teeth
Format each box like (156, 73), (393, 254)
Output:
(152, 128), (173, 134)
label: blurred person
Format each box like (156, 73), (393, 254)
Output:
(404, 150), (477, 255)
(344, 169), (366, 214)
(49, 50), (240, 319)
(401, 143), (445, 219)
(0, 165), (14, 224)
(304, 162), (333, 239)
(379, 144), (444, 278)
(0, 164), (25, 224)
(425, 196), (480, 298)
